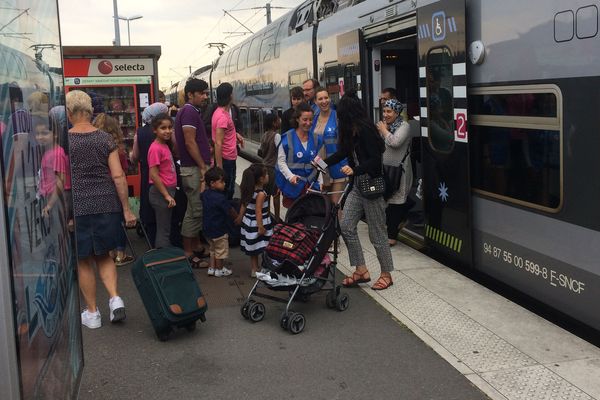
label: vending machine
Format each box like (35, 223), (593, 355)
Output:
(63, 46), (162, 196)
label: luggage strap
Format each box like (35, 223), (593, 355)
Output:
(145, 255), (188, 267)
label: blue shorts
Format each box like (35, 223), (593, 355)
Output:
(74, 212), (122, 259)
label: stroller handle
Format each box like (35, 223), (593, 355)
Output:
(307, 165), (352, 210)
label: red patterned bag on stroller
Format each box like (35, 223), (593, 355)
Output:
(265, 222), (320, 266)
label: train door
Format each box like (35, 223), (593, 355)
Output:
(365, 13), (424, 246)
(417, 0), (472, 266)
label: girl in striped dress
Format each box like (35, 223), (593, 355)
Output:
(239, 164), (274, 277)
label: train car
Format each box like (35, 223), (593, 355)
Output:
(187, 0), (600, 332)
(0, 2), (83, 398)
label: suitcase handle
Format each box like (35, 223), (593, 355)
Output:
(122, 221), (153, 260)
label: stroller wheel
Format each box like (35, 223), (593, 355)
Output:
(280, 312), (290, 330)
(336, 292), (350, 312)
(287, 312), (306, 334)
(248, 302), (266, 323)
(325, 291), (336, 309)
(241, 300), (255, 320)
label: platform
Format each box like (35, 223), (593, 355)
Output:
(234, 157), (600, 400)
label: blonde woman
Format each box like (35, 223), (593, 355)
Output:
(67, 90), (136, 329)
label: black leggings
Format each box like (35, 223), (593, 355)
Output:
(386, 197), (415, 239)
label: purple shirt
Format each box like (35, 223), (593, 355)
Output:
(174, 103), (211, 167)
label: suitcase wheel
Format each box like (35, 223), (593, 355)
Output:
(157, 329), (171, 342)
(185, 322), (196, 332)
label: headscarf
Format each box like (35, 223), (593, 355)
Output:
(142, 102), (168, 125)
(383, 99), (404, 133)
(384, 99), (403, 114)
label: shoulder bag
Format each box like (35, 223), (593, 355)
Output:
(383, 147), (410, 199)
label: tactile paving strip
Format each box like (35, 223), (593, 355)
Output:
(335, 242), (595, 400)
(481, 365), (593, 400)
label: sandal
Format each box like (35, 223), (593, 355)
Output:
(371, 275), (394, 291)
(342, 270), (371, 287)
(193, 248), (209, 258)
(115, 255), (134, 267)
(188, 256), (209, 269)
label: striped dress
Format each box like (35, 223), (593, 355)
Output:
(240, 190), (273, 256)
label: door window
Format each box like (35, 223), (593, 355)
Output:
(426, 47), (454, 153)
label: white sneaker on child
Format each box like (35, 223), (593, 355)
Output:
(81, 309), (101, 329)
(109, 296), (126, 323)
(207, 267), (215, 276)
(214, 267), (232, 277)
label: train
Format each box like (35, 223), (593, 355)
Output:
(166, 0), (600, 332)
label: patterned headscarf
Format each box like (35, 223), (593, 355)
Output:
(383, 99), (404, 133)
(384, 99), (404, 114)
(142, 102), (168, 124)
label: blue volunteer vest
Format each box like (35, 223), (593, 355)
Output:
(311, 109), (347, 179)
(275, 129), (323, 199)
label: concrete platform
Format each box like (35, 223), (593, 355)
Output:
(234, 157), (600, 400)
(78, 231), (487, 400)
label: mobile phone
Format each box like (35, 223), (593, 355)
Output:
(312, 155), (328, 173)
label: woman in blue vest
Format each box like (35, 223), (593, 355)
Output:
(312, 87), (347, 204)
(276, 102), (323, 208)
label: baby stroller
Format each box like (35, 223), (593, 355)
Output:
(240, 172), (351, 334)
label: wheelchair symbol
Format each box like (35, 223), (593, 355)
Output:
(432, 11), (446, 41)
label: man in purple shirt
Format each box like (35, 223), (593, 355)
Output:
(174, 78), (211, 266)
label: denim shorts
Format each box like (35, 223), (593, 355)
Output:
(74, 212), (122, 259)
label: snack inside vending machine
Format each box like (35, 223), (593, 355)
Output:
(63, 46), (162, 196)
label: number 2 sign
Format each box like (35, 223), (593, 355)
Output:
(455, 112), (468, 142)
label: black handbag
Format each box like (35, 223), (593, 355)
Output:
(352, 150), (385, 199)
(383, 147), (410, 199)
(355, 173), (386, 199)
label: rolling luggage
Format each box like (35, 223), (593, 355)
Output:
(131, 244), (207, 341)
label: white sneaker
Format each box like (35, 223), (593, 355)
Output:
(109, 296), (126, 323)
(214, 267), (232, 277)
(81, 309), (101, 329)
(207, 267), (215, 276)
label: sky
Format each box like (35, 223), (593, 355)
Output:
(57, 0), (304, 91)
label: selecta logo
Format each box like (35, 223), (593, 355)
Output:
(98, 60), (113, 75)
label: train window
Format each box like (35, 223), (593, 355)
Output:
(554, 11), (575, 42)
(260, 31), (275, 63)
(274, 20), (286, 58)
(223, 51), (233, 74)
(247, 36), (261, 67)
(249, 108), (262, 142)
(470, 93), (557, 118)
(227, 47), (240, 75)
(239, 107), (249, 137)
(238, 43), (250, 71)
(469, 86), (563, 212)
(576, 5), (598, 39)
(426, 48), (454, 153)
(288, 69), (308, 88)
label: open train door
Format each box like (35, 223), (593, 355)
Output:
(417, 0), (472, 267)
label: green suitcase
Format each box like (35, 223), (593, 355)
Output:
(131, 247), (207, 341)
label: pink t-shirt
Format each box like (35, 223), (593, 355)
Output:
(39, 145), (71, 196)
(148, 142), (177, 188)
(211, 106), (238, 161)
